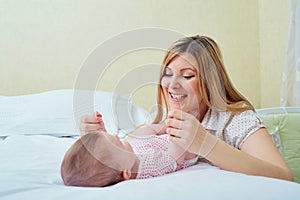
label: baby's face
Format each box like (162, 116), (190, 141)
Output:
(94, 132), (136, 171)
(102, 132), (132, 152)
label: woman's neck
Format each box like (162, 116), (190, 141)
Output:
(187, 104), (208, 122)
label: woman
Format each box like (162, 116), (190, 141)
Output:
(80, 35), (293, 181)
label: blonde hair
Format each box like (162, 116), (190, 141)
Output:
(154, 35), (254, 123)
(60, 133), (122, 187)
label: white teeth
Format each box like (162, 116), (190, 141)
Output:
(170, 93), (186, 99)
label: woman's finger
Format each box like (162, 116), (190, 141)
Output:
(168, 135), (185, 149)
(166, 127), (182, 138)
(167, 109), (186, 121)
(165, 118), (184, 130)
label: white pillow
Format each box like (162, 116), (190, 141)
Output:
(0, 89), (149, 137)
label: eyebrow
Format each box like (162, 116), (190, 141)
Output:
(165, 66), (196, 72)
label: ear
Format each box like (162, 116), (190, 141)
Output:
(121, 169), (132, 180)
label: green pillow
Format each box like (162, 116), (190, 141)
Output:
(257, 108), (300, 183)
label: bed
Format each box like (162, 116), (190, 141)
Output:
(0, 89), (299, 200)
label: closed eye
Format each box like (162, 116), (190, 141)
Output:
(183, 75), (194, 79)
(163, 67), (173, 77)
(163, 73), (173, 77)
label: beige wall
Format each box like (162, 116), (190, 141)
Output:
(259, 0), (290, 108)
(0, 0), (290, 110)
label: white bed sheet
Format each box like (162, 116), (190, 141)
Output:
(1, 135), (300, 200)
(0, 90), (300, 200)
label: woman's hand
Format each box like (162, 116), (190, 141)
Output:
(79, 112), (107, 134)
(165, 109), (217, 157)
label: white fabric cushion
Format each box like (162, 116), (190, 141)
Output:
(0, 89), (149, 137)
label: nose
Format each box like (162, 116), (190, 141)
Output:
(169, 75), (181, 89)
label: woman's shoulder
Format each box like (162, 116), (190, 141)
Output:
(229, 109), (264, 124)
(214, 109), (265, 130)
(224, 109), (266, 148)
(204, 109), (262, 124)
(203, 109), (266, 148)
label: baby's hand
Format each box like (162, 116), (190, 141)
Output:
(79, 111), (107, 135)
(146, 123), (167, 135)
(95, 111), (107, 132)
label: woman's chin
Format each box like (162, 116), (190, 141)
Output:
(168, 105), (200, 117)
(169, 104), (186, 112)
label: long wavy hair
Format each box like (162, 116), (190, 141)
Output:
(153, 35), (254, 123)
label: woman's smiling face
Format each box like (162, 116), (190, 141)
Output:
(161, 53), (203, 117)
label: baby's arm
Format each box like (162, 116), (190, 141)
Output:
(168, 142), (198, 166)
(168, 142), (186, 165)
(128, 123), (166, 137)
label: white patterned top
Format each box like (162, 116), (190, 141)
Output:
(129, 135), (197, 179)
(201, 109), (266, 149)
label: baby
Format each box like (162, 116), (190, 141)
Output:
(61, 128), (198, 187)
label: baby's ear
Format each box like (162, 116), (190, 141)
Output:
(121, 169), (132, 180)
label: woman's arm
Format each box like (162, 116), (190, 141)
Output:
(206, 128), (293, 181)
(165, 110), (293, 181)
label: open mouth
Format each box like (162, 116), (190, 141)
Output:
(169, 92), (187, 100)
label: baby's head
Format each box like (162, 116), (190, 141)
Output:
(61, 132), (135, 187)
